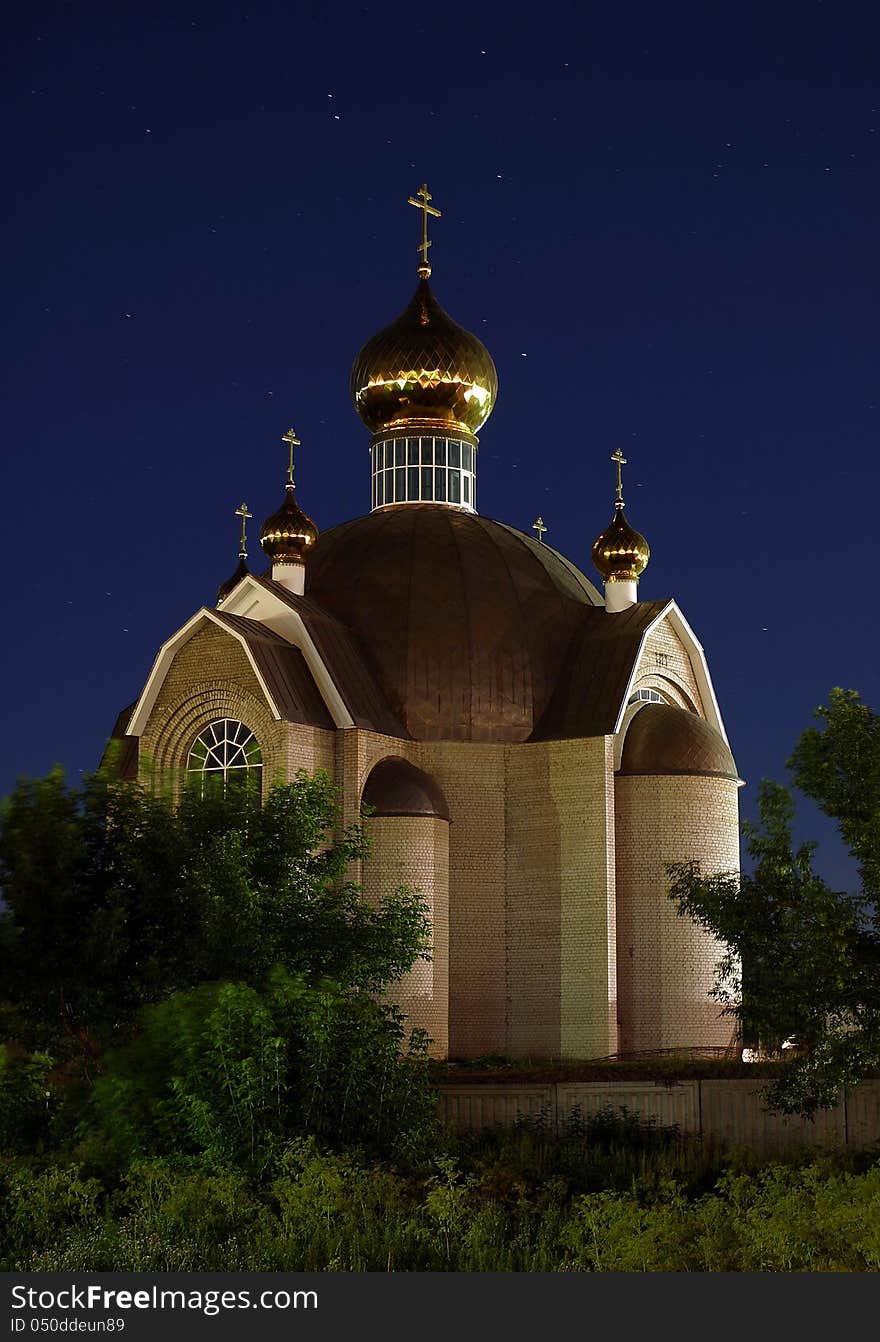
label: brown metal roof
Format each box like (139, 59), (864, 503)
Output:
(301, 505), (602, 743)
(249, 581), (408, 738)
(531, 600), (669, 741)
(211, 611), (336, 730)
(618, 702), (738, 779)
(362, 757), (450, 820)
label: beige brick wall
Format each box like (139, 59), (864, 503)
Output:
(285, 722), (336, 780)
(350, 733), (621, 1062)
(140, 625), (288, 784)
(362, 814), (449, 1057)
(506, 738), (618, 1061)
(417, 742), (508, 1059)
(614, 773), (740, 1052)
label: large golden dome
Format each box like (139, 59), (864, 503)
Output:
(351, 277), (498, 435)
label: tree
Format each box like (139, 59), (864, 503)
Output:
(0, 768), (431, 1061)
(788, 687), (880, 902)
(668, 689), (880, 1116)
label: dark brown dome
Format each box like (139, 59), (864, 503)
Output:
(305, 505), (602, 742)
(619, 703), (738, 779)
(362, 757), (450, 820)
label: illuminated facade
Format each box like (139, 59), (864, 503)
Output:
(110, 190), (742, 1061)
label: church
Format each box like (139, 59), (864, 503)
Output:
(109, 187), (742, 1062)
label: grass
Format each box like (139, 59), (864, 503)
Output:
(5, 1109), (880, 1271)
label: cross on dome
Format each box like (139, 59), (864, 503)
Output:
(407, 182), (441, 278)
(611, 448), (627, 505)
(281, 427), (301, 488)
(234, 502), (252, 558)
(532, 515), (547, 543)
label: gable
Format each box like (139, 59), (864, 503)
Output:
(633, 619), (706, 715)
(126, 605), (343, 739)
(529, 598), (729, 749)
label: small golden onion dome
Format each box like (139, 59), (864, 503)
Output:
(216, 555), (249, 605)
(591, 505), (650, 582)
(259, 487), (319, 565)
(351, 277), (498, 435)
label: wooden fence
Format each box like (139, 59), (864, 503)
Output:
(437, 1078), (880, 1151)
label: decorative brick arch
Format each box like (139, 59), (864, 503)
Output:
(140, 680), (283, 790)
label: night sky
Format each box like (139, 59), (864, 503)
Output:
(4, 1), (878, 887)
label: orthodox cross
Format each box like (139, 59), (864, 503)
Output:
(611, 449), (627, 504)
(532, 515), (547, 544)
(234, 502), (252, 559)
(407, 183), (441, 275)
(282, 427), (301, 488)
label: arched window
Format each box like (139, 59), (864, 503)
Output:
(187, 719), (262, 795)
(627, 687), (669, 706)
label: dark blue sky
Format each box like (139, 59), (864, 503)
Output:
(3, 1), (878, 886)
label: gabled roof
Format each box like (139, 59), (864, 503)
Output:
(211, 611), (335, 730)
(249, 577), (409, 738)
(531, 601), (669, 741)
(126, 581), (407, 743)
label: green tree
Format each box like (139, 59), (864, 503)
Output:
(668, 689), (880, 1116)
(788, 687), (880, 902)
(0, 768), (431, 1061)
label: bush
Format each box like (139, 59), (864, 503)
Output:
(0, 1046), (53, 1153)
(91, 970), (438, 1172)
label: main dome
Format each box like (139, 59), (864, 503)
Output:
(305, 505), (601, 742)
(350, 278), (498, 436)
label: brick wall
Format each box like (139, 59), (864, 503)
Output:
(140, 625), (287, 784)
(614, 773), (740, 1051)
(506, 738), (618, 1060)
(640, 619), (705, 715)
(362, 813), (450, 1056)
(418, 742), (508, 1058)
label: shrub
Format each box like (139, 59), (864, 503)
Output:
(91, 970), (438, 1172)
(0, 1046), (53, 1153)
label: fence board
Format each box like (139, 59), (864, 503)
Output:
(439, 1085), (555, 1132)
(555, 1081), (700, 1135)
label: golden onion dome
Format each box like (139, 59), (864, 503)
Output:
(216, 555), (249, 605)
(259, 486), (319, 565)
(351, 277), (498, 435)
(591, 505), (650, 582)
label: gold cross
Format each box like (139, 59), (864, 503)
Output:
(611, 449), (627, 503)
(234, 502), (252, 557)
(407, 182), (441, 275)
(281, 427), (301, 487)
(532, 515), (547, 543)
